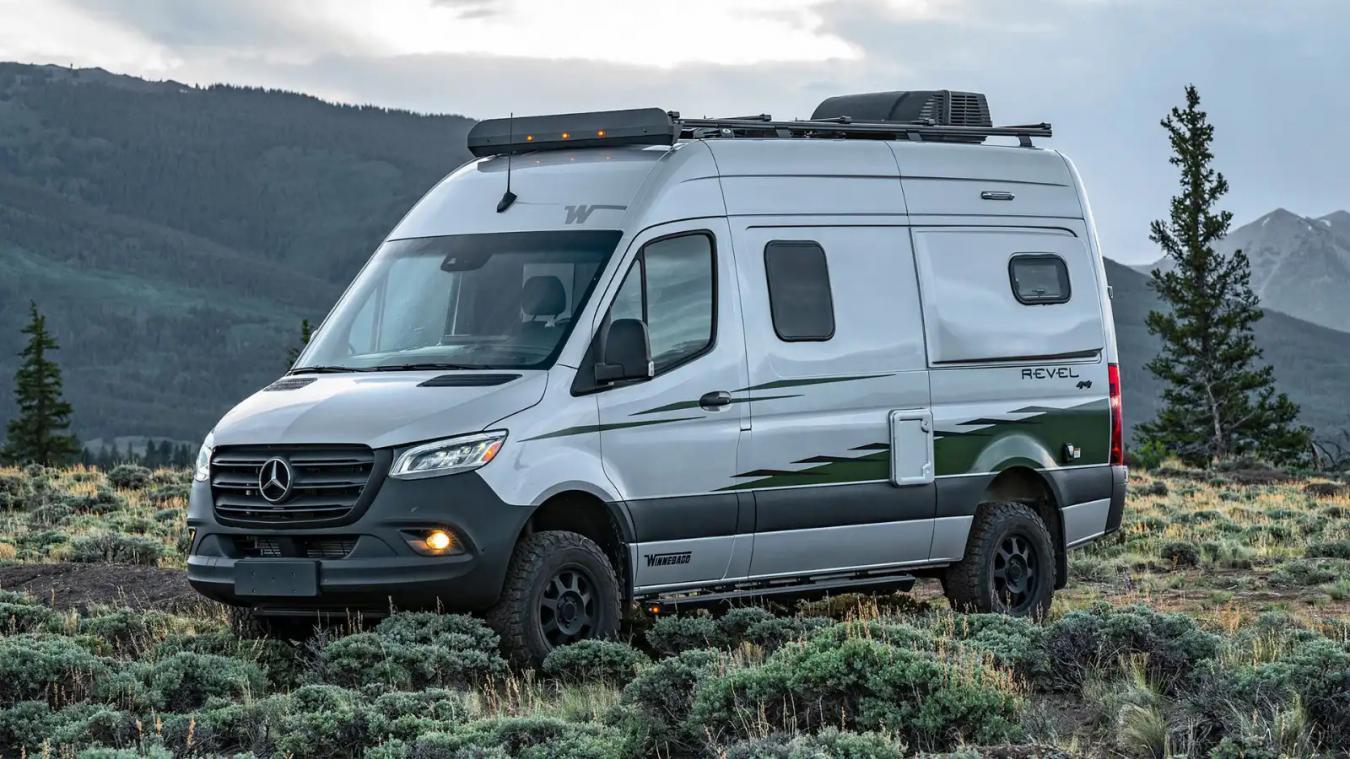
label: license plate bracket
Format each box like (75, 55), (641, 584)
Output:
(234, 560), (319, 597)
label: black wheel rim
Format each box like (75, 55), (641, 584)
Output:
(538, 565), (598, 647)
(991, 531), (1040, 614)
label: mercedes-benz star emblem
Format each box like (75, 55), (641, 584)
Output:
(258, 458), (293, 503)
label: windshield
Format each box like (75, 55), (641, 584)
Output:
(297, 230), (623, 371)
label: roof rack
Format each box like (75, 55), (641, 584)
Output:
(466, 107), (1052, 157)
(678, 116), (1052, 147)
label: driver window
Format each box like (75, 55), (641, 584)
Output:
(600, 233), (714, 375)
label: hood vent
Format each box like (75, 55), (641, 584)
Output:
(265, 377), (317, 392)
(418, 373), (521, 387)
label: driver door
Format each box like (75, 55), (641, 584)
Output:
(588, 220), (752, 592)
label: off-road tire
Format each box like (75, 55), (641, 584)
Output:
(943, 501), (1055, 618)
(487, 530), (622, 666)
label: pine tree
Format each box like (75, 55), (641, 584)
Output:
(287, 319), (314, 366)
(2, 302), (81, 465)
(1137, 85), (1310, 466)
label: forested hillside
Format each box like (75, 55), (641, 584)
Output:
(0, 63), (474, 443)
(1106, 259), (1350, 443)
(0, 63), (1345, 447)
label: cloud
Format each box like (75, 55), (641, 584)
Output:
(0, 0), (1346, 262)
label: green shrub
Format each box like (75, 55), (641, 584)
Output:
(1307, 540), (1350, 560)
(1133, 479), (1169, 497)
(369, 689), (475, 742)
(64, 487), (128, 515)
(0, 474), (32, 511)
(78, 608), (179, 655)
(723, 727), (908, 758)
(0, 594), (58, 634)
(270, 685), (372, 759)
(373, 611), (500, 649)
(145, 651), (265, 711)
(1222, 637), (1350, 745)
(691, 636), (1023, 752)
(1270, 559), (1342, 588)
(153, 629), (302, 691)
(0, 700), (58, 753)
(620, 649), (720, 755)
(316, 624), (507, 690)
(68, 532), (165, 566)
(149, 484), (189, 505)
(435, 716), (626, 759)
(0, 634), (110, 705)
(107, 465), (151, 490)
(948, 613), (1047, 679)
(543, 639), (648, 684)
(646, 615), (725, 655)
(1160, 540), (1201, 568)
(1042, 604), (1219, 692)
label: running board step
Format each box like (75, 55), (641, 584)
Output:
(644, 573), (916, 614)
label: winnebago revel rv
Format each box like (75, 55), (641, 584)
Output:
(187, 91), (1127, 663)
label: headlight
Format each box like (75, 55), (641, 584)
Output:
(390, 431), (507, 480)
(193, 432), (215, 482)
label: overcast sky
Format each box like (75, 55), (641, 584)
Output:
(1, 0), (1346, 263)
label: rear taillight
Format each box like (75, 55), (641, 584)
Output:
(1108, 363), (1124, 466)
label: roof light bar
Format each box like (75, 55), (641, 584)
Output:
(467, 107), (678, 157)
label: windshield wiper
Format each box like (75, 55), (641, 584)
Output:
(288, 366), (374, 375)
(370, 363), (481, 372)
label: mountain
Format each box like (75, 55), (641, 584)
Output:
(0, 63), (1345, 447)
(1106, 258), (1349, 443)
(1133, 208), (1350, 333)
(0, 63), (474, 444)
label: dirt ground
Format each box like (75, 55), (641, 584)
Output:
(0, 563), (207, 613)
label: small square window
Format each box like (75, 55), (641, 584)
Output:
(764, 241), (835, 341)
(1009, 254), (1070, 304)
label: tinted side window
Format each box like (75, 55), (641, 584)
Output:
(1009, 254), (1071, 304)
(596, 232), (715, 378)
(764, 241), (835, 341)
(644, 235), (715, 371)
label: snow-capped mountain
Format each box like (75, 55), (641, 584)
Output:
(1134, 209), (1350, 333)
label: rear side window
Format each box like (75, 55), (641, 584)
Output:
(764, 241), (835, 341)
(1009, 254), (1071, 304)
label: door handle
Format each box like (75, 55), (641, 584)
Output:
(699, 391), (733, 410)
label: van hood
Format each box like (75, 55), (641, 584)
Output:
(210, 371), (547, 450)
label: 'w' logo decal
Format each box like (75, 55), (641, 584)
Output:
(564, 204), (627, 224)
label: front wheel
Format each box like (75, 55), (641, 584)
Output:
(487, 530), (622, 665)
(942, 501), (1055, 618)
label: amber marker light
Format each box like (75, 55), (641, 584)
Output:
(596, 129), (606, 137)
(404, 528), (462, 556)
(561, 131), (570, 139)
(426, 530), (453, 552)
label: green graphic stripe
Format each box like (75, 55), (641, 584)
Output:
(630, 394), (800, 416)
(934, 398), (1110, 475)
(735, 373), (895, 392)
(720, 446), (891, 491)
(522, 417), (701, 441)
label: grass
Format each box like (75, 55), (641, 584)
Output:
(0, 461), (1347, 756)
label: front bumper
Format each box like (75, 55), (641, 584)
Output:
(186, 470), (532, 614)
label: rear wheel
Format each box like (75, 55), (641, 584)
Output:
(487, 530), (621, 665)
(942, 501), (1055, 618)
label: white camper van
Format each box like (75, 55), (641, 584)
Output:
(187, 91), (1127, 663)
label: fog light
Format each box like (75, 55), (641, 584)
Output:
(404, 528), (461, 556)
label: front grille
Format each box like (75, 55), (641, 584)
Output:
(235, 535), (358, 559)
(211, 445), (376, 526)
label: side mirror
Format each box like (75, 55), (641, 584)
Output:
(595, 318), (653, 383)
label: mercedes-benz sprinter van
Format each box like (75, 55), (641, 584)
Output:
(187, 91), (1127, 663)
